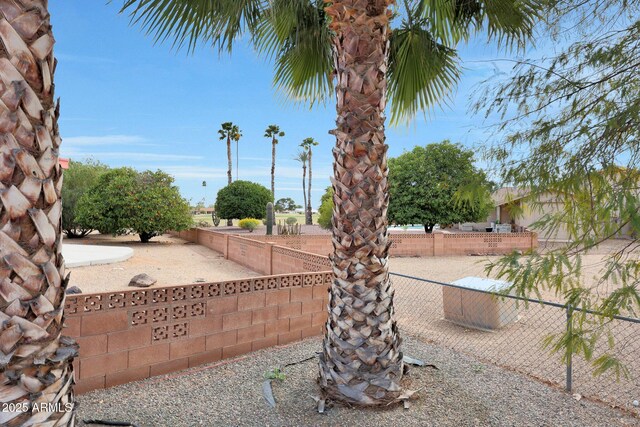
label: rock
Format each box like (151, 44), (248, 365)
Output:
(128, 273), (157, 288)
(65, 286), (82, 294)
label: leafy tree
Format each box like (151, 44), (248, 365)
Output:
(294, 150), (309, 224)
(300, 137), (319, 225)
(318, 186), (334, 230)
(475, 0), (640, 375)
(275, 197), (300, 213)
(265, 124), (285, 200)
(62, 159), (110, 238)
(388, 142), (493, 233)
(76, 168), (192, 243)
(121, 0), (539, 407)
(215, 180), (272, 221)
(218, 122), (242, 225)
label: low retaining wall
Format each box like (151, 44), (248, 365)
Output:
(65, 272), (330, 394)
(178, 228), (537, 259)
(173, 230), (331, 275)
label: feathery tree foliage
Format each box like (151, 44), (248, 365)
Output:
(119, 0), (540, 406)
(318, 186), (334, 230)
(475, 0), (640, 376)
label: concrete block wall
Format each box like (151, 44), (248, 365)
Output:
(65, 272), (330, 394)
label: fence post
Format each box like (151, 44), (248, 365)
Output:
(566, 303), (573, 392)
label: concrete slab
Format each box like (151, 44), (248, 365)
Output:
(63, 244), (134, 268)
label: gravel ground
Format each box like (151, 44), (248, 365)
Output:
(65, 234), (259, 294)
(76, 335), (638, 427)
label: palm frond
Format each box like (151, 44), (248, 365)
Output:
(416, 0), (541, 49)
(118, 0), (264, 53)
(254, 0), (333, 105)
(388, 19), (460, 124)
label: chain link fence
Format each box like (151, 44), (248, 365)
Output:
(391, 272), (640, 415)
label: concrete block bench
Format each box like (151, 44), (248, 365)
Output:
(443, 277), (519, 330)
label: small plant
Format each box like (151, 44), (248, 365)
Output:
(264, 367), (286, 381)
(239, 218), (261, 232)
(277, 220), (301, 235)
(194, 220), (210, 228)
(473, 364), (485, 373)
(285, 216), (298, 225)
(212, 211), (220, 227)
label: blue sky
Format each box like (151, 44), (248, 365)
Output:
(51, 2), (515, 209)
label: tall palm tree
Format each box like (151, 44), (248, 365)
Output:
(300, 137), (319, 225)
(294, 150), (309, 223)
(218, 121), (241, 225)
(120, 0), (539, 407)
(264, 124), (285, 201)
(0, 2), (77, 425)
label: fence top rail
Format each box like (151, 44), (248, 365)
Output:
(389, 272), (640, 324)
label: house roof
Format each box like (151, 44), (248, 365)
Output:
(492, 187), (529, 206)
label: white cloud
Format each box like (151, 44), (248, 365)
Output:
(161, 166), (228, 179)
(63, 135), (152, 146)
(68, 152), (204, 162)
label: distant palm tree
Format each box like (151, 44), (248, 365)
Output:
(300, 137), (319, 225)
(218, 122), (242, 225)
(264, 125), (285, 200)
(294, 151), (309, 223)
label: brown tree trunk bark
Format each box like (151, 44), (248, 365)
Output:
(306, 148), (313, 225)
(226, 137), (232, 226)
(301, 164), (307, 225)
(271, 138), (276, 199)
(0, 1), (77, 424)
(318, 0), (404, 406)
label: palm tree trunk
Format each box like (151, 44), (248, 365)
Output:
(271, 139), (276, 199)
(306, 148), (313, 225)
(318, 0), (404, 406)
(302, 164), (307, 225)
(226, 137), (232, 226)
(0, 2), (77, 424)
(271, 139), (276, 225)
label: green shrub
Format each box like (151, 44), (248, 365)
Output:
(215, 180), (272, 220)
(239, 218), (261, 232)
(285, 216), (297, 225)
(317, 186), (334, 230)
(76, 167), (192, 243)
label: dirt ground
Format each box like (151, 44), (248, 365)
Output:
(66, 233), (634, 301)
(64, 234), (259, 294)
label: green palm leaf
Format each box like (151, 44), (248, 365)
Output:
(255, 0), (333, 104)
(118, 0), (263, 52)
(388, 19), (460, 124)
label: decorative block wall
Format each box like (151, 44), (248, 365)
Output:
(179, 228), (537, 260)
(65, 272), (330, 394)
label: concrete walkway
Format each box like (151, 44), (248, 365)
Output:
(62, 244), (133, 268)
